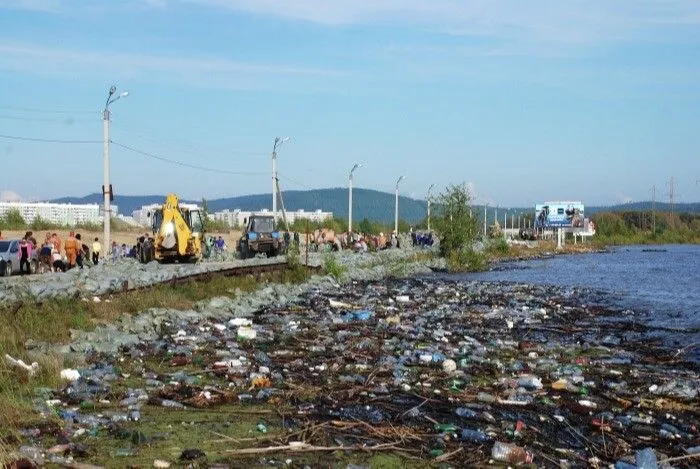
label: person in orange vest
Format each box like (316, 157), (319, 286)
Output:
(64, 231), (79, 269)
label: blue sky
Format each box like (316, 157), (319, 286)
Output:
(0, 0), (699, 207)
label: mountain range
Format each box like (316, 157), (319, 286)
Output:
(52, 189), (700, 224)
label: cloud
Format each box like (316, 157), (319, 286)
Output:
(190, 0), (700, 44)
(0, 190), (22, 202)
(617, 193), (635, 204)
(0, 41), (346, 90)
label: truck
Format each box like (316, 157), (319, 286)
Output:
(136, 194), (205, 263)
(237, 214), (285, 259)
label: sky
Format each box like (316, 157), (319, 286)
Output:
(0, 0), (699, 207)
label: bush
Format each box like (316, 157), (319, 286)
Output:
(486, 238), (510, 255)
(447, 248), (487, 272)
(431, 183), (481, 271)
(323, 254), (347, 282)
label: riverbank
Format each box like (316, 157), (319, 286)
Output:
(1, 245), (697, 467)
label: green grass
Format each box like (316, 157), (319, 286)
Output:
(0, 269), (310, 441)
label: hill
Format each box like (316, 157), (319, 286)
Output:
(52, 188), (430, 224)
(51, 191), (700, 225)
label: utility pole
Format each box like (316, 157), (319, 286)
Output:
(271, 137), (289, 221)
(348, 163), (361, 234)
(667, 176), (676, 228)
(651, 185), (656, 233)
(102, 85), (128, 258)
(483, 205), (487, 237)
(427, 184), (435, 231)
(394, 176), (405, 234)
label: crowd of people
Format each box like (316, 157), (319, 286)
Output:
(0, 230), (143, 274)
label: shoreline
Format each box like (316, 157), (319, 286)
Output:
(1, 246), (698, 467)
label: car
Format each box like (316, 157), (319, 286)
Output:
(0, 239), (40, 276)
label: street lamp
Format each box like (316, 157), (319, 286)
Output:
(102, 85), (128, 258)
(395, 176), (405, 234)
(427, 183), (435, 231)
(348, 163), (362, 234)
(271, 136), (290, 220)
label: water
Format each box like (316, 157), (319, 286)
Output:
(462, 244), (700, 361)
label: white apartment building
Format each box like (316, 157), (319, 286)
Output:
(132, 203), (201, 227)
(0, 202), (118, 226)
(212, 208), (332, 228)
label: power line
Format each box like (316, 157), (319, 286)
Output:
(278, 173), (313, 190)
(0, 105), (96, 114)
(111, 121), (268, 158)
(0, 133), (100, 144)
(0, 114), (96, 123)
(110, 141), (268, 176)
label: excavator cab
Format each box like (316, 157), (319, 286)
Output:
(138, 194), (204, 263)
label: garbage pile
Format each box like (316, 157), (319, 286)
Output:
(13, 278), (699, 467)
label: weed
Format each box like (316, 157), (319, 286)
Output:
(323, 254), (347, 282)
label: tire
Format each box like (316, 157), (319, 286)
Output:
(240, 242), (250, 260)
(2, 261), (12, 277)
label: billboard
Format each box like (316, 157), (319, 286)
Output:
(534, 201), (584, 228)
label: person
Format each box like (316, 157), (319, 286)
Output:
(19, 237), (32, 274)
(64, 231), (79, 269)
(75, 233), (85, 269)
(121, 243), (128, 257)
(111, 241), (119, 263)
(51, 233), (62, 253)
(0, 230), (3, 240)
(38, 236), (53, 273)
(215, 236), (226, 250)
(51, 248), (66, 272)
(92, 237), (101, 265)
(24, 231), (37, 249)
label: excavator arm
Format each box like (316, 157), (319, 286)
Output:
(157, 194), (193, 256)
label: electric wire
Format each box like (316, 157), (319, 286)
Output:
(0, 105), (96, 114)
(110, 141), (268, 176)
(0, 133), (101, 144)
(111, 121), (269, 158)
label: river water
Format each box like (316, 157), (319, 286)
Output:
(459, 244), (700, 362)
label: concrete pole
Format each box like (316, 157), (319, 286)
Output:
(102, 108), (111, 257)
(272, 148), (277, 220)
(504, 211), (507, 239)
(427, 184), (434, 231)
(348, 174), (353, 234)
(483, 206), (487, 236)
(394, 187), (399, 234)
(395, 176), (404, 235)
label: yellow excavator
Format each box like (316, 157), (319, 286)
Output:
(137, 193), (205, 263)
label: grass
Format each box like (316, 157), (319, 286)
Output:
(323, 254), (348, 282)
(0, 268), (311, 441)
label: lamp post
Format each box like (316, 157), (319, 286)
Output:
(427, 184), (435, 231)
(271, 136), (289, 221)
(348, 163), (362, 234)
(102, 85), (128, 258)
(394, 176), (405, 234)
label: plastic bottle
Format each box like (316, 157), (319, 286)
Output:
(460, 429), (492, 443)
(455, 407), (478, 419)
(491, 441), (533, 464)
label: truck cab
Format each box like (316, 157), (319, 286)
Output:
(237, 215), (284, 259)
